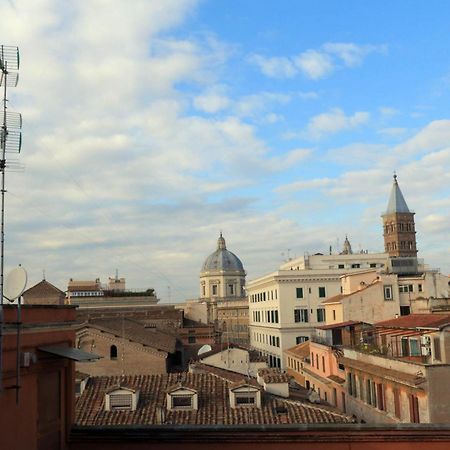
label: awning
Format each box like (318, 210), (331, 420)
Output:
(38, 345), (101, 362)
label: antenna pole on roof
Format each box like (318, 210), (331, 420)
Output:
(0, 45), (22, 394)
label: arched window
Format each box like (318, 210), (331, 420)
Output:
(110, 345), (118, 360)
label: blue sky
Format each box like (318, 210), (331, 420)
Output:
(2, 0), (449, 301)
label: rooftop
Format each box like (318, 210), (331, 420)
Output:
(75, 373), (353, 426)
(82, 318), (177, 354)
(375, 313), (450, 330)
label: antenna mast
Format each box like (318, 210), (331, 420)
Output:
(0, 45), (22, 393)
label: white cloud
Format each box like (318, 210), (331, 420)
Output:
(248, 54), (297, 78)
(323, 43), (386, 67)
(294, 50), (334, 79)
(305, 108), (370, 139)
(250, 42), (384, 80)
(193, 87), (231, 113)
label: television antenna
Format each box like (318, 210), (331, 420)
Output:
(0, 45), (22, 394)
(3, 266), (27, 404)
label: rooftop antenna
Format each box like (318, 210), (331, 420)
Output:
(0, 45), (22, 394)
(4, 265), (27, 404)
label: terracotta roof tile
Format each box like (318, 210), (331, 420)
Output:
(257, 368), (290, 384)
(75, 373), (353, 426)
(375, 313), (450, 330)
(285, 341), (310, 358)
(316, 320), (364, 330)
(85, 318), (176, 353)
(23, 280), (65, 296)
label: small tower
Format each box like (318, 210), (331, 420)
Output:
(382, 175), (417, 257)
(341, 235), (353, 255)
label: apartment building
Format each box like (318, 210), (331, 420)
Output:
(248, 250), (389, 368)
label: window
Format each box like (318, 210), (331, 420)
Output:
(338, 363), (345, 371)
(172, 395), (193, 408)
(311, 352), (314, 367)
(418, 284), (423, 292)
(409, 339), (420, 356)
(296, 336), (309, 344)
(274, 310), (279, 323)
(393, 388), (401, 419)
(376, 384), (385, 411)
(322, 356), (325, 373)
(212, 285), (218, 296)
(202, 285), (205, 296)
(110, 394), (133, 410)
(110, 345), (118, 360)
(318, 287), (326, 298)
(409, 394), (420, 423)
(228, 284), (234, 295)
(294, 308), (308, 323)
(370, 263), (377, 268)
(434, 337), (441, 361)
(383, 285), (393, 300)
(351, 264), (360, 269)
(236, 395), (255, 405)
(296, 287), (303, 299)
(338, 264), (345, 269)
(333, 310), (336, 321)
(188, 335), (196, 344)
(316, 308), (326, 322)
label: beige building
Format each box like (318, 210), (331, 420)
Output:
(195, 344), (268, 377)
(248, 249), (389, 369)
(67, 275), (159, 308)
(248, 175), (449, 369)
(22, 279), (65, 305)
(341, 314), (450, 424)
(184, 233), (250, 345)
(76, 318), (177, 376)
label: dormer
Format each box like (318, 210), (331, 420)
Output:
(166, 385), (198, 411)
(256, 368), (290, 398)
(105, 385), (139, 411)
(229, 381), (261, 408)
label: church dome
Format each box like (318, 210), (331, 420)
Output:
(201, 233), (245, 273)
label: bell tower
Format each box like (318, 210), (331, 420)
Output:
(382, 174), (417, 257)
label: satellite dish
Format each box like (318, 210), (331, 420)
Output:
(4, 266), (27, 302)
(197, 344), (212, 356)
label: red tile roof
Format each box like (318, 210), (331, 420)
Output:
(316, 320), (364, 330)
(375, 313), (450, 330)
(285, 341), (310, 359)
(23, 279), (65, 296)
(75, 373), (353, 426)
(257, 368), (290, 384)
(84, 318), (177, 353)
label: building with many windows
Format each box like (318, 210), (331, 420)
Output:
(248, 176), (449, 369)
(248, 249), (389, 369)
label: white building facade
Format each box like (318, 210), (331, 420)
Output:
(247, 251), (389, 369)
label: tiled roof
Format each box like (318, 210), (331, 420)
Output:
(85, 318), (176, 353)
(316, 320), (363, 330)
(284, 341), (310, 359)
(190, 362), (248, 383)
(75, 373), (353, 426)
(257, 368), (290, 384)
(198, 343), (266, 362)
(375, 313), (450, 330)
(23, 279), (65, 297)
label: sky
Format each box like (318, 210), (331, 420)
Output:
(1, 0), (450, 302)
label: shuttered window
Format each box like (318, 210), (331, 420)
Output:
(110, 394), (132, 410)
